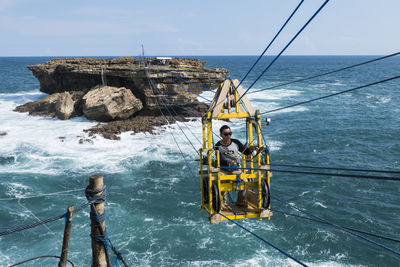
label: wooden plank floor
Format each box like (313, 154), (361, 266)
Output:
(220, 202), (258, 216)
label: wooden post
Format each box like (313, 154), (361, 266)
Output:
(58, 205), (74, 267)
(88, 174), (108, 267)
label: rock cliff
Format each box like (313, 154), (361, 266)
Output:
(16, 57), (229, 140)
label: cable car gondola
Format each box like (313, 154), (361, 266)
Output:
(199, 78), (273, 223)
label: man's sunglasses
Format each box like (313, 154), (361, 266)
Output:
(223, 132), (232, 136)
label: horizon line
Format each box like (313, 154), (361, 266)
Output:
(0, 54), (388, 58)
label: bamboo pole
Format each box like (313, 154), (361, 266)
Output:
(88, 174), (108, 267)
(58, 205), (74, 267)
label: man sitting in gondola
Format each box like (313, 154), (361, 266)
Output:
(215, 125), (257, 208)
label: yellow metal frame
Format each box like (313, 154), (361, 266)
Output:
(199, 79), (272, 223)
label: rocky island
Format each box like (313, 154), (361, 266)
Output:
(15, 57), (229, 140)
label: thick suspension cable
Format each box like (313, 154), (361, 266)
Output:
(147, 73), (197, 177)
(267, 163), (400, 174)
(237, 0), (305, 88)
(0, 201), (91, 237)
(145, 68), (200, 156)
(219, 213), (308, 266)
(148, 69), (220, 139)
(240, 179), (400, 251)
(239, 167), (400, 181)
(249, 52), (400, 94)
(236, 0), (330, 104)
(272, 209), (400, 243)
(152, 76), (203, 145)
(9, 255), (75, 267)
(261, 75), (400, 114)
(272, 195), (400, 257)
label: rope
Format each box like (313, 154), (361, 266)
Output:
(234, 177), (400, 258)
(157, 94), (197, 177)
(145, 67), (197, 176)
(272, 209), (400, 243)
(235, 178), (400, 245)
(152, 76), (203, 145)
(219, 213), (308, 267)
(0, 194), (96, 237)
(0, 210), (66, 237)
(84, 185), (111, 266)
(249, 52), (400, 94)
(237, 0), (305, 88)
(89, 207), (129, 267)
(0, 188), (85, 201)
(85, 184), (129, 267)
(17, 199), (54, 235)
(150, 80), (220, 139)
(266, 163), (400, 174)
(239, 167), (400, 181)
(8, 255), (75, 267)
(261, 75), (400, 114)
(236, 0), (330, 104)
(272, 195), (400, 257)
(146, 69), (200, 155)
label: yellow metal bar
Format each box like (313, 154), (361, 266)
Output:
(234, 89), (240, 112)
(215, 112), (251, 120)
(255, 113), (262, 212)
(207, 149), (214, 213)
(207, 114), (212, 151)
(246, 200), (258, 210)
(202, 116), (206, 150)
(220, 182), (259, 191)
(219, 173), (258, 180)
(248, 119), (254, 174)
(200, 148), (204, 211)
(220, 213), (260, 220)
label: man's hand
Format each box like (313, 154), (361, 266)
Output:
(228, 160), (237, 166)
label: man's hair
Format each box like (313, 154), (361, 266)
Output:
(219, 125), (230, 134)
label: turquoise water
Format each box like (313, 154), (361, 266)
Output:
(0, 56), (399, 266)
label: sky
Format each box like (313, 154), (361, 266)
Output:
(0, 0), (399, 56)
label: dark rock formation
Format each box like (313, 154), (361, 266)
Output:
(27, 57), (228, 109)
(14, 91), (85, 120)
(55, 92), (74, 120)
(16, 57), (229, 139)
(82, 86), (143, 122)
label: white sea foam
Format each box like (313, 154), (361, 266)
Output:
(0, 89), (284, 177)
(5, 182), (31, 198)
(314, 201), (327, 209)
(249, 88), (302, 101)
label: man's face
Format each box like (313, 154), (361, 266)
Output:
(221, 128), (232, 142)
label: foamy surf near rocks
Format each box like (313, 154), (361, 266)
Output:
(55, 92), (75, 120)
(15, 57), (229, 139)
(83, 86), (143, 121)
(14, 91), (83, 120)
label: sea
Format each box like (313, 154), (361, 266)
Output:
(0, 56), (399, 266)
